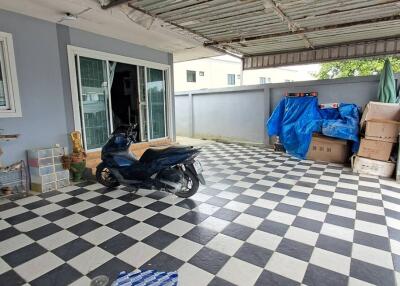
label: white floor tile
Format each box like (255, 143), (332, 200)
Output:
(234, 213), (263, 229)
(123, 222), (158, 241)
(38, 230), (77, 250)
(207, 234), (244, 256)
(265, 252), (308, 282)
(199, 217), (229, 232)
(351, 243), (394, 269)
(178, 263), (214, 286)
(15, 252), (64, 281)
(247, 230), (282, 251)
(117, 242), (159, 268)
(320, 223), (354, 242)
(310, 247), (351, 275)
(217, 257), (263, 286)
(81, 226), (119, 245)
(68, 247), (113, 275)
(161, 219), (195, 236)
(164, 238), (203, 261)
(285, 226), (319, 246)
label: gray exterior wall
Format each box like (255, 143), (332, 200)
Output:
(175, 75), (400, 144)
(0, 9), (173, 165)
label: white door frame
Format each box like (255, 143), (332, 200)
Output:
(67, 45), (173, 152)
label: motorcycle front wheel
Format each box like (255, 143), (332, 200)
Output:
(96, 162), (120, 188)
(176, 170), (199, 198)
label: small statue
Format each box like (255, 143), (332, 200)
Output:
(71, 131), (84, 154)
(62, 131), (87, 181)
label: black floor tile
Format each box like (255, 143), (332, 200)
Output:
(188, 247), (230, 274)
(255, 270), (299, 286)
(0, 270), (26, 286)
(276, 238), (313, 262)
(315, 234), (352, 257)
(78, 206), (108, 218)
(212, 208), (240, 221)
(183, 226), (218, 245)
(350, 259), (395, 286)
(258, 219), (289, 236)
(107, 216), (139, 232)
(144, 214), (174, 228)
(26, 223), (63, 241)
(179, 211), (209, 224)
(3, 242), (47, 267)
(5, 211), (38, 225)
(112, 203), (140, 215)
(52, 238), (94, 261)
(141, 252), (184, 272)
(234, 242), (272, 267)
(222, 222), (254, 240)
(67, 219), (102, 236)
(303, 264), (348, 286)
(43, 208), (74, 221)
(99, 233), (137, 255)
(30, 264), (81, 286)
(142, 230), (178, 250)
(87, 257), (134, 282)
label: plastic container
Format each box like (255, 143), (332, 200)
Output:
(31, 173), (56, 184)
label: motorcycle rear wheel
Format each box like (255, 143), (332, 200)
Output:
(175, 170), (199, 198)
(96, 162), (120, 188)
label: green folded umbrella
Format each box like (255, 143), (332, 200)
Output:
(378, 59), (396, 103)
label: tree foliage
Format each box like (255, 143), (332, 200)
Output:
(316, 57), (400, 80)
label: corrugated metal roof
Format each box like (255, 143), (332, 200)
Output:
(123, 0), (400, 67)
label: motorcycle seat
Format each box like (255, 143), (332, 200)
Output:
(139, 146), (189, 163)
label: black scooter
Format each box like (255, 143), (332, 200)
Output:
(96, 125), (205, 198)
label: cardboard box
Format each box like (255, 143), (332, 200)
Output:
(361, 102), (400, 143)
(364, 119), (400, 143)
(357, 138), (393, 161)
(307, 134), (349, 163)
(352, 155), (395, 178)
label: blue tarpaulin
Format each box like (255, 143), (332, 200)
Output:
(267, 96), (360, 159)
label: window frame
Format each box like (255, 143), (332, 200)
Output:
(0, 31), (22, 118)
(227, 73), (235, 85)
(186, 70), (196, 82)
(67, 45), (172, 152)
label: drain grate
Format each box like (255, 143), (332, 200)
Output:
(90, 275), (110, 286)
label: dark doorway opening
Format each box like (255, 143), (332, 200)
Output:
(110, 62), (141, 142)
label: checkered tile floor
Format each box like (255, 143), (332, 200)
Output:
(1, 142), (400, 286)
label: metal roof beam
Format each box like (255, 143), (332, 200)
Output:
(100, 0), (131, 10)
(126, 3), (243, 58)
(204, 14), (400, 47)
(243, 36), (400, 69)
(261, 0), (314, 49)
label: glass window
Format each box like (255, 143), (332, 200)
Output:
(227, 74), (235, 85)
(0, 32), (21, 117)
(0, 43), (7, 108)
(199, 71), (204, 76)
(259, 77), (266, 84)
(147, 68), (167, 140)
(187, 70), (196, 82)
(78, 57), (111, 150)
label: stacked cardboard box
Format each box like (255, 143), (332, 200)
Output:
(352, 102), (400, 177)
(307, 134), (350, 164)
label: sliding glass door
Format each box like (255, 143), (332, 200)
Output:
(147, 68), (167, 140)
(77, 56), (111, 150)
(74, 53), (169, 151)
